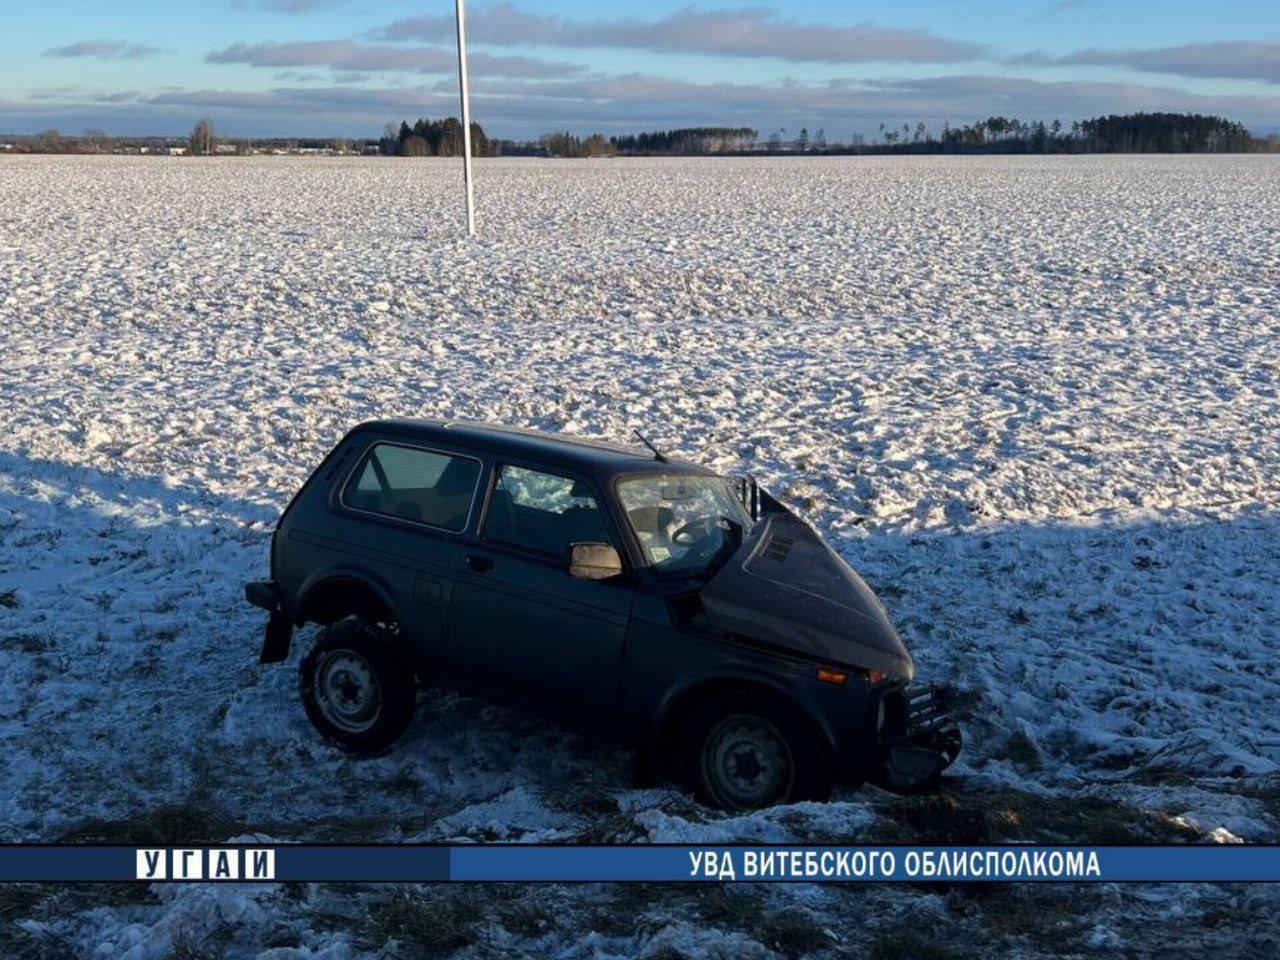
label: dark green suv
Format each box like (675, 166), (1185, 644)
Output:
(245, 420), (959, 810)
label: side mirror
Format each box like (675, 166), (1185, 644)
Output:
(568, 542), (623, 580)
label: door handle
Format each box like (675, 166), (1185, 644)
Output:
(465, 554), (495, 573)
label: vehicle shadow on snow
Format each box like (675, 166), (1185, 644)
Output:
(0, 449), (637, 842)
(1, 449), (1277, 845)
(0, 449), (284, 840)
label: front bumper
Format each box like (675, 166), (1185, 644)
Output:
(244, 580), (293, 664)
(873, 683), (962, 792)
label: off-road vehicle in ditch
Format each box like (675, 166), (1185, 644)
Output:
(245, 420), (959, 810)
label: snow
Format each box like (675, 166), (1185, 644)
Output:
(1, 154), (1279, 955)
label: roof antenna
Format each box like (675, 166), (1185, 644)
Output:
(633, 429), (669, 463)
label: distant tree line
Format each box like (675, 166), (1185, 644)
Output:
(529, 113), (1273, 156)
(6, 129), (115, 154)
(7, 111), (1273, 156)
(919, 112), (1260, 154)
(610, 127), (758, 154)
(379, 118), (489, 157)
(4, 125), (374, 156)
(1075, 113), (1255, 153)
(537, 131), (617, 157)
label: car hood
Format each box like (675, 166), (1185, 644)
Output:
(700, 513), (914, 680)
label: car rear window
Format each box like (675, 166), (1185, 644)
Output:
(483, 465), (611, 558)
(343, 443), (481, 532)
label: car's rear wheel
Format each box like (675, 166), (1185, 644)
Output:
(681, 691), (831, 811)
(299, 619), (415, 756)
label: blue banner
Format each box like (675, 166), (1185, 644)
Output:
(0, 844), (1277, 883)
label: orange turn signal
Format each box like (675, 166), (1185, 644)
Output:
(867, 670), (885, 684)
(816, 668), (847, 686)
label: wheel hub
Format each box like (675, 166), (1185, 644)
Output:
(730, 747), (765, 785)
(316, 650), (381, 734)
(704, 715), (793, 808)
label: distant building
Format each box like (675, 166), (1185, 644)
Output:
(168, 146), (187, 156)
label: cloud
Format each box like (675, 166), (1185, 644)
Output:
(146, 85), (450, 113)
(449, 71), (1280, 130)
(8, 69), (1279, 138)
(206, 40), (584, 79)
(94, 90), (143, 103)
(208, 40), (450, 71)
(377, 4), (988, 64)
(849, 74), (1272, 120)
(1021, 41), (1280, 84)
(231, 0), (350, 11)
(1026, 0), (1090, 20)
(124, 72), (1280, 136)
(43, 39), (161, 60)
(27, 87), (141, 103)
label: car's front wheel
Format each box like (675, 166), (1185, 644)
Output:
(681, 691), (831, 811)
(299, 619), (416, 756)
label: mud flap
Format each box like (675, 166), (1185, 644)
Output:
(259, 612), (293, 664)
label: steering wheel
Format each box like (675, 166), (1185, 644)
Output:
(627, 505), (675, 536)
(670, 516), (723, 546)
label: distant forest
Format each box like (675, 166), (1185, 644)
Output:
(611, 127), (758, 153)
(377, 112), (1275, 157)
(854, 113), (1265, 155)
(379, 118), (488, 157)
(6, 111), (1276, 157)
(376, 121), (758, 158)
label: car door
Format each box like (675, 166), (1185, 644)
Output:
(446, 462), (633, 718)
(329, 439), (484, 668)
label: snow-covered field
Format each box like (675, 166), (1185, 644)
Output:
(1, 154), (1278, 957)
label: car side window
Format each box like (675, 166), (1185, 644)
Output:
(483, 465), (611, 558)
(344, 443), (481, 532)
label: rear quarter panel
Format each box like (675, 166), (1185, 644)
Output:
(274, 430), (483, 672)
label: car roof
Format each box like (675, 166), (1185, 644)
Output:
(352, 419), (719, 481)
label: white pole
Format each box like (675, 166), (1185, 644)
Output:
(455, 0), (477, 237)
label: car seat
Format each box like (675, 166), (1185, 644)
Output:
(427, 457), (478, 529)
(484, 486), (519, 543)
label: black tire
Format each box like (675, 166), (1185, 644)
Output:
(679, 690), (831, 811)
(299, 619), (416, 756)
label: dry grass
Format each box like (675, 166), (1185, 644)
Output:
(57, 801), (244, 846)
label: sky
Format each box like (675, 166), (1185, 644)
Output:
(1, 0), (1278, 140)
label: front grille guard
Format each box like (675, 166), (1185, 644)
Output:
(881, 682), (962, 765)
(875, 682), (962, 791)
(904, 683), (953, 740)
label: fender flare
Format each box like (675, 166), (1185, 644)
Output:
(645, 662), (838, 765)
(294, 565), (400, 628)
